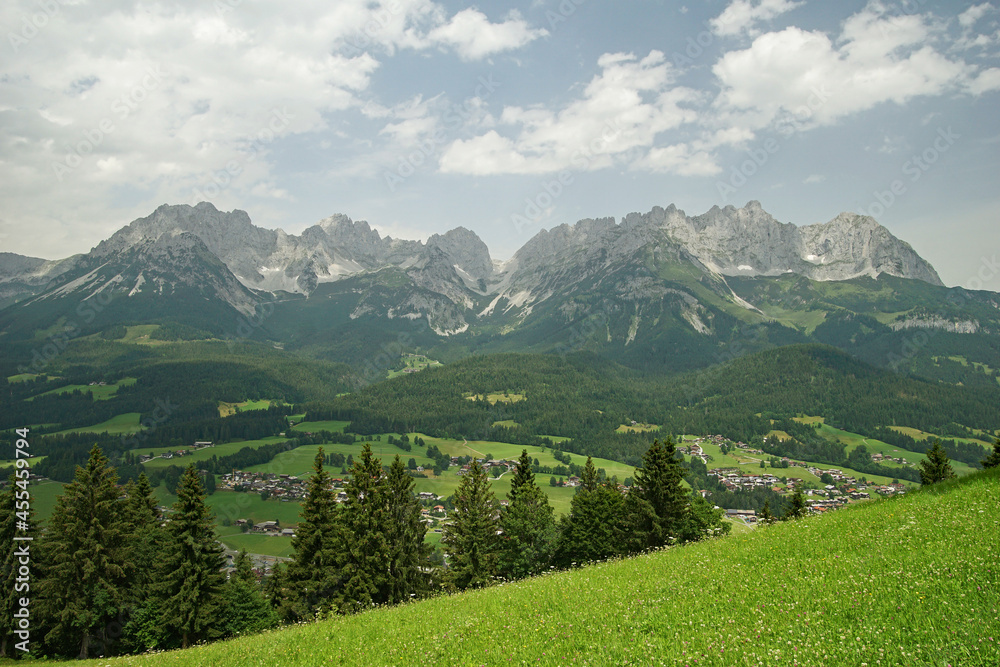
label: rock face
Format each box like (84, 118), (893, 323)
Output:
(92, 203), (497, 298)
(647, 201), (940, 284)
(489, 201), (942, 315)
(4, 199), (947, 337)
(0, 252), (79, 303)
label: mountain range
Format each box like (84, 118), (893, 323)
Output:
(1, 201), (997, 386)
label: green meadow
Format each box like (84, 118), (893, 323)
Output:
(26, 377), (136, 401)
(52, 412), (143, 435)
(218, 399), (282, 417)
(58, 468), (1000, 667)
(139, 437), (291, 469)
(290, 420), (351, 433)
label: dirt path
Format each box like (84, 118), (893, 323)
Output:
(463, 438), (485, 456)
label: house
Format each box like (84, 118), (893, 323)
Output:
(253, 520), (280, 533)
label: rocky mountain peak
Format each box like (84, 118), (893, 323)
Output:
(426, 226), (494, 283)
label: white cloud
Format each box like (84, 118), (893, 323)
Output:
(0, 0), (546, 257)
(803, 174), (826, 184)
(959, 3), (993, 28)
(711, 8), (974, 134)
(969, 67), (1000, 94)
(440, 51), (699, 175)
(633, 144), (721, 176)
(426, 9), (547, 61)
(711, 0), (803, 37)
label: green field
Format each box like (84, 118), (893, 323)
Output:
(27, 377), (136, 401)
(61, 468), (1000, 667)
(464, 392), (525, 404)
(53, 412), (143, 435)
(140, 437), (293, 469)
(290, 420), (350, 433)
(5, 373), (59, 383)
(120, 324), (165, 344)
(218, 399), (280, 417)
(692, 438), (913, 487)
(890, 425), (994, 449)
(216, 525), (294, 558)
(25, 480), (65, 520)
(152, 485), (305, 528)
(386, 354), (442, 379)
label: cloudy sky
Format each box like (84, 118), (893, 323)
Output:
(2, 0), (999, 288)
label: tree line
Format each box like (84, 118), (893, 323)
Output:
(0, 437), (731, 660)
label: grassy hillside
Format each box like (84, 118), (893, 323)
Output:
(60, 468), (1000, 667)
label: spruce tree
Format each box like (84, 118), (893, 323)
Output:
(284, 449), (342, 620)
(118, 473), (169, 653)
(919, 440), (956, 485)
(336, 443), (391, 612)
(497, 450), (557, 580)
(221, 550), (278, 637)
(157, 465), (226, 649)
(443, 459), (499, 589)
(38, 445), (129, 659)
(553, 458), (623, 567)
(760, 499), (774, 525)
(622, 438), (689, 552)
(121, 473), (164, 601)
(784, 487), (807, 520)
(981, 438), (1000, 469)
(0, 474), (39, 658)
(384, 456), (432, 603)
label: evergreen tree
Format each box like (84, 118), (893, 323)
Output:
(621, 438), (689, 553)
(497, 450), (557, 580)
(760, 499), (775, 525)
(919, 440), (957, 485)
(784, 487), (807, 520)
(157, 465), (226, 649)
(121, 473), (164, 601)
(384, 456), (432, 603)
(283, 448), (342, 621)
(1, 474), (39, 658)
(38, 445), (129, 659)
(443, 459), (499, 589)
(336, 443), (391, 612)
(980, 438), (1000, 469)
(221, 550), (278, 637)
(553, 458), (623, 567)
(679, 491), (730, 542)
(118, 473), (169, 653)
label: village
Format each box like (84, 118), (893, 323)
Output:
(137, 440), (215, 463)
(680, 435), (910, 525)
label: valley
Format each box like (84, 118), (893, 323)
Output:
(1, 200), (998, 663)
